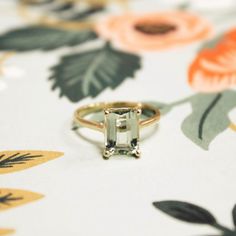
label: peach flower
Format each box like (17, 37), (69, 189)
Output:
(95, 11), (212, 52)
(188, 28), (236, 93)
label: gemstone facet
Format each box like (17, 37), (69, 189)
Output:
(103, 107), (141, 159)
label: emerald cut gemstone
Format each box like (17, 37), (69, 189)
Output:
(103, 107), (141, 159)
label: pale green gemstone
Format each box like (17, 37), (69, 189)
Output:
(103, 108), (140, 158)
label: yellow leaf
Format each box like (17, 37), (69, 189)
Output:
(0, 151), (63, 174)
(0, 229), (15, 235)
(229, 123), (236, 132)
(0, 188), (43, 211)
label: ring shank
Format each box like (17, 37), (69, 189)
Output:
(74, 102), (160, 132)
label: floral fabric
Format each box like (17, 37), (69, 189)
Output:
(0, 0), (236, 236)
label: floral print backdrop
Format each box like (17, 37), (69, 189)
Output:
(0, 0), (235, 235)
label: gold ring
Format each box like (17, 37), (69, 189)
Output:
(74, 101), (160, 159)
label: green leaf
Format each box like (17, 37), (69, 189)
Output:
(50, 43), (141, 102)
(232, 205), (236, 227)
(0, 26), (97, 51)
(153, 201), (217, 225)
(223, 232), (236, 236)
(181, 90), (236, 150)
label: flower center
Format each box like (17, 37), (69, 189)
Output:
(134, 22), (177, 35)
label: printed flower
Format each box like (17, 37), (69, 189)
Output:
(224, 28), (236, 47)
(95, 11), (212, 52)
(189, 28), (236, 93)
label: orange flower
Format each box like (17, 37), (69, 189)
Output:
(95, 11), (212, 52)
(188, 28), (236, 93)
(223, 28), (236, 47)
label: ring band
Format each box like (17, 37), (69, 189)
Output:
(74, 101), (160, 159)
(74, 102), (160, 132)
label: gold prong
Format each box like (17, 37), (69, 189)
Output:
(104, 109), (110, 115)
(103, 150), (111, 160)
(136, 108), (142, 116)
(133, 149), (141, 158)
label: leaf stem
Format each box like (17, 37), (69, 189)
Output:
(198, 93), (222, 140)
(168, 94), (195, 107)
(212, 222), (233, 234)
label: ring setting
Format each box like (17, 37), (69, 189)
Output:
(103, 106), (141, 159)
(74, 102), (160, 159)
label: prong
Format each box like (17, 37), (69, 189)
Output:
(132, 149), (141, 159)
(103, 149), (113, 160)
(136, 108), (142, 116)
(104, 109), (110, 115)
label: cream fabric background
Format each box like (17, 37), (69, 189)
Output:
(0, 1), (236, 235)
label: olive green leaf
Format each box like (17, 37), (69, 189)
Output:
(153, 201), (217, 224)
(181, 90), (236, 150)
(50, 42), (141, 102)
(0, 26), (97, 51)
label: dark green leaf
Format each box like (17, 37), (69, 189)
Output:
(50, 43), (141, 102)
(223, 232), (236, 236)
(232, 205), (236, 227)
(153, 201), (217, 224)
(0, 26), (97, 51)
(181, 90), (236, 150)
